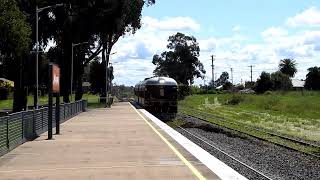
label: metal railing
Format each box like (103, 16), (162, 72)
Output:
(0, 100), (87, 156)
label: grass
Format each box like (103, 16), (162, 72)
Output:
(0, 94), (104, 111)
(85, 95), (105, 109)
(179, 91), (320, 144)
(0, 96), (52, 110)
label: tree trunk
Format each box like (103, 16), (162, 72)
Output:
(99, 47), (106, 103)
(12, 56), (27, 112)
(75, 77), (83, 101)
(61, 41), (71, 103)
(75, 49), (85, 101)
(61, 17), (72, 103)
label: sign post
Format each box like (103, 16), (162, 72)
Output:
(52, 65), (60, 134)
(48, 63), (60, 140)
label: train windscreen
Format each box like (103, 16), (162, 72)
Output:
(146, 85), (177, 100)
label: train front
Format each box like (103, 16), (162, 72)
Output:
(144, 77), (178, 117)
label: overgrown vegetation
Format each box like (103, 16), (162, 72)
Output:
(179, 92), (320, 143)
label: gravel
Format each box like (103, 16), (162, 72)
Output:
(176, 114), (320, 180)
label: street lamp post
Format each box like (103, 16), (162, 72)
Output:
(35, 4), (64, 109)
(105, 52), (116, 107)
(71, 42), (88, 102)
(108, 61), (119, 99)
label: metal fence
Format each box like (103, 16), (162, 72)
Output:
(0, 100), (87, 157)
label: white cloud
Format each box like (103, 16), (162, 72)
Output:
(142, 16), (201, 31)
(287, 7), (320, 27)
(261, 27), (288, 38)
(111, 12), (320, 86)
(199, 38), (217, 52)
(232, 25), (241, 32)
(197, 26), (320, 85)
(112, 16), (201, 85)
(113, 59), (155, 85)
(303, 31), (320, 45)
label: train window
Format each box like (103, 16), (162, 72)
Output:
(160, 88), (164, 96)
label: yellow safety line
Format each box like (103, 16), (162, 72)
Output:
(129, 103), (206, 180)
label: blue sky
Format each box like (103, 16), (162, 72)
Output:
(112, 0), (320, 86)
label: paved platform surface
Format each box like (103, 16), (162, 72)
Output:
(0, 102), (219, 180)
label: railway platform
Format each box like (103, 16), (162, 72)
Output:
(0, 102), (246, 180)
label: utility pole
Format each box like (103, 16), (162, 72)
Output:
(248, 65), (254, 82)
(230, 68), (234, 84)
(211, 55), (215, 88)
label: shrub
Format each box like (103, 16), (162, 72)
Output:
(222, 81), (233, 90)
(178, 84), (191, 99)
(264, 91), (273, 95)
(0, 87), (9, 100)
(255, 72), (272, 94)
(226, 94), (244, 105)
(270, 71), (292, 91)
(190, 85), (202, 94)
(263, 96), (280, 110)
(0, 81), (12, 100)
(305, 67), (320, 90)
(245, 81), (255, 89)
(235, 84), (245, 91)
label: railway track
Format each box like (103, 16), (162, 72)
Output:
(173, 121), (273, 180)
(178, 108), (320, 158)
(181, 107), (320, 147)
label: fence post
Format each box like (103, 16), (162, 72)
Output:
(32, 110), (36, 137)
(6, 115), (9, 149)
(55, 94), (60, 134)
(21, 112), (24, 140)
(41, 107), (44, 131)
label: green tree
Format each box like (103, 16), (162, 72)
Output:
(89, 58), (104, 94)
(16, 0), (155, 103)
(222, 81), (233, 90)
(152, 32), (206, 85)
(270, 71), (292, 91)
(305, 67), (320, 90)
(0, 0), (31, 111)
(255, 72), (272, 94)
(214, 72), (229, 87)
(245, 81), (255, 89)
(279, 59), (297, 77)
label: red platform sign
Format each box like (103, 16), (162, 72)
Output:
(52, 64), (60, 93)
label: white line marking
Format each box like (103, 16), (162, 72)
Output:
(140, 109), (248, 180)
(129, 103), (206, 180)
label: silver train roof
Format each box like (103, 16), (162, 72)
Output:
(139, 77), (178, 86)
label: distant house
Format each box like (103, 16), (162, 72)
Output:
(291, 79), (305, 90)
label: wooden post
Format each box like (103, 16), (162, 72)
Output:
(48, 64), (53, 140)
(55, 93), (60, 134)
